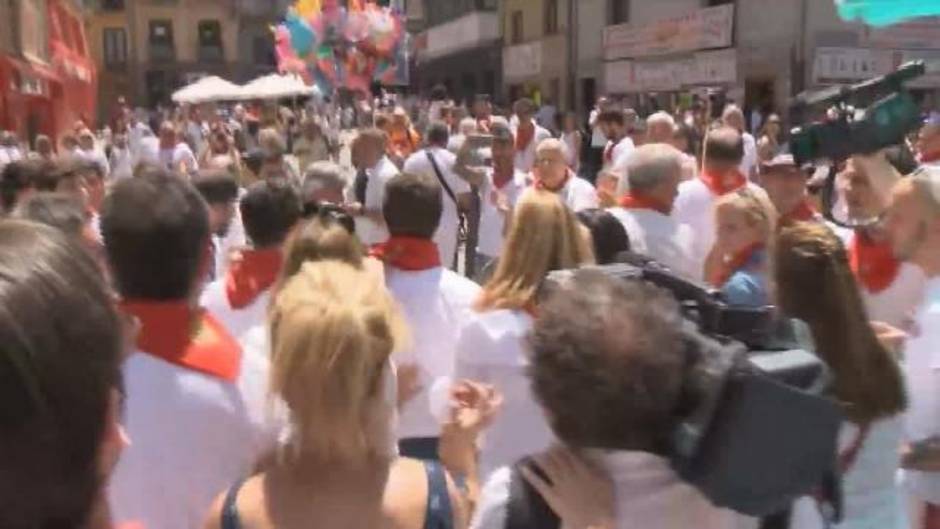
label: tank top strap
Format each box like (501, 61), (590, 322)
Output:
(423, 460), (454, 529)
(220, 477), (248, 529)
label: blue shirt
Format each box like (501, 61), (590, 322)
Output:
(721, 249), (769, 307)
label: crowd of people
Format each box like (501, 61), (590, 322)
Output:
(4, 85), (940, 529)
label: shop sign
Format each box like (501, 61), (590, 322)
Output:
(503, 41), (542, 80)
(813, 47), (940, 87)
(603, 4), (734, 61)
(422, 11), (499, 61)
(616, 48), (737, 93)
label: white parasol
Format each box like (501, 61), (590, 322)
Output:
(171, 76), (243, 104)
(237, 73), (321, 100)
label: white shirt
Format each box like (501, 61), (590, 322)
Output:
(200, 280), (271, 341)
(740, 132), (758, 179)
(158, 142), (198, 174)
(385, 266), (481, 439)
(512, 123), (552, 173)
(673, 178), (767, 281)
(608, 136), (636, 172)
(472, 451), (757, 529)
(609, 206), (697, 281)
(403, 147), (472, 268)
(552, 172), (598, 212)
(590, 109), (608, 148)
(109, 146), (134, 180)
(901, 277), (940, 504)
(78, 147), (111, 176)
(353, 156), (399, 246)
(109, 344), (277, 529)
(456, 309), (554, 480)
(478, 169), (526, 258)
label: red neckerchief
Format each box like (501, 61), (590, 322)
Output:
(920, 151), (940, 164)
(781, 199), (817, 225)
(492, 164), (514, 190)
(848, 231), (901, 294)
(516, 122), (535, 153)
(618, 193), (671, 215)
(477, 117), (492, 133)
(710, 242), (764, 287)
(534, 170), (571, 193)
(370, 236), (441, 271)
(225, 248), (283, 309)
(700, 169), (746, 196)
(120, 301), (241, 382)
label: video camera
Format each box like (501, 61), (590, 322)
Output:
(789, 61), (925, 166)
(542, 256), (843, 518)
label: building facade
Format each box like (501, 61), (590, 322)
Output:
(234, 0), (288, 83)
(501, 0), (572, 109)
(412, 0), (501, 105)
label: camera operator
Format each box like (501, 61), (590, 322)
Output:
(883, 167), (940, 528)
(470, 270), (755, 529)
(836, 153), (927, 328)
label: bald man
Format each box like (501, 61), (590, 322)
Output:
(348, 128), (399, 245)
(885, 168), (940, 527)
(532, 138), (597, 212)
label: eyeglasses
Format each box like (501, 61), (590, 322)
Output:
(303, 201), (356, 234)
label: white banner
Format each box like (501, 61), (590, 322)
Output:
(618, 49), (737, 92)
(603, 4), (734, 61)
(503, 41), (542, 80)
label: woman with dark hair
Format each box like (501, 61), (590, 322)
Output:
(774, 222), (907, 529)
(0, 220), (126, 529)
(576, 208), (631, 264)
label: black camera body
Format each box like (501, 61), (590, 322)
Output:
(542, 259), (842, 518)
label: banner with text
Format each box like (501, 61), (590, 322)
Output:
(603, 4), (734, 61)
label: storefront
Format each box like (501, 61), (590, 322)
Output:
(0, 56), (60, 142)
(601, 4), (738, 113)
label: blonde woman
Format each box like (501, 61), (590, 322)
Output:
(706, 187), (778, 307)
(204, 261), (496, 529)
(455, 189), (594, 481)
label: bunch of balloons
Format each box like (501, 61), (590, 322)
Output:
(275, 0), (409, 96)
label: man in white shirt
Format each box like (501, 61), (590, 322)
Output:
(0, 131), (23, 169)
(448, 117), (478, 153)
(471, 270), (755, 529)
(609, 143), (696, 280)
(512, 98), (552, 174)
(192, 171), (242, 282)
(403, 122), (473, 269)
(598, 108), (636, 174)
(109, 133), (135, 180)
(77, 129), (111, 177)
(647, 112), (677, 144)
(722, 105), (758, 181)
(371, 171), (480, 460)
(673, 127), (764, 281)
(104, 169), (275, 529)
(883, 168), (940, 527)
(532, 138), (598, 212)
(348, 128), (399, 246)
(157, 121), (198, 175)
(202, 179), (301, 336)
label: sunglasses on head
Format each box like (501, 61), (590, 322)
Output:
(302, 201), (356, 234)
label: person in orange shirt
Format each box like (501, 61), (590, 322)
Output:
(386, 106), (421, 167)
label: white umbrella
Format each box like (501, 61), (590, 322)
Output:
(171, 76), (243, 104)
(238, 73), (321, 100)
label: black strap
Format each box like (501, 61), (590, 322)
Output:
(505, 460), (560, 529)
(354, 168), (368, 205)
(426, 149), (458, 206)
(423, 460), (454, 529)
(220, 477), (247, 529)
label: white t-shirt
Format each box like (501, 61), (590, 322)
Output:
(353, 156), (399, 246)
(512, 123), (552, 173)
(200, 280), (271, 341)
(589, 109), (608, 148)
(673, 178), (767, 281)
(78, 147), (111, 176)
(109, 147), (134, 180)
(403, 147), (472, 268)
(472, 451), (757, 529)
(456, 309), (554, 480)
(385, 266), (481, 439)
(158, 142), (198, 174)
(552, 173), (599, 212)
(740, 132), (758, 179)
(109, 344), (278, 529)
(609, 206), (697, 281)
(478, 169), (526, 258)
(608, 136), (636, 172)
(902, 277), (940, 504)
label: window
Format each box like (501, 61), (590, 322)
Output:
(148, 20), (175, 62)
(197, 20), (223, 62)
(511, 10), (523, 44)
(544, 0), (559, 35)
(102, 0), (125, 10)
(610, 0), (629, 25)
(103, 28), (128, 68)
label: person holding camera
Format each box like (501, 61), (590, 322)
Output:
(470, 270), (755, 529)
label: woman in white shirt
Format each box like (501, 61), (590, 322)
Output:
(775, 223), (908, 529)
(455, 189), (595, 482)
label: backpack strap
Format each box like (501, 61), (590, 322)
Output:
(423, 460), (454, 529)
(220, 477), (248, 529)
(426, 149), (458, 206)
(505, 460), (560, 529)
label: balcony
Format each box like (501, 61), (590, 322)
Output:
(149, 44), (176, 63)
(419, 11), (499, 63)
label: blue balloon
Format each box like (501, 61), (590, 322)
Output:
(836, 0), (940, 27)
(286, 12), (316, 56)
